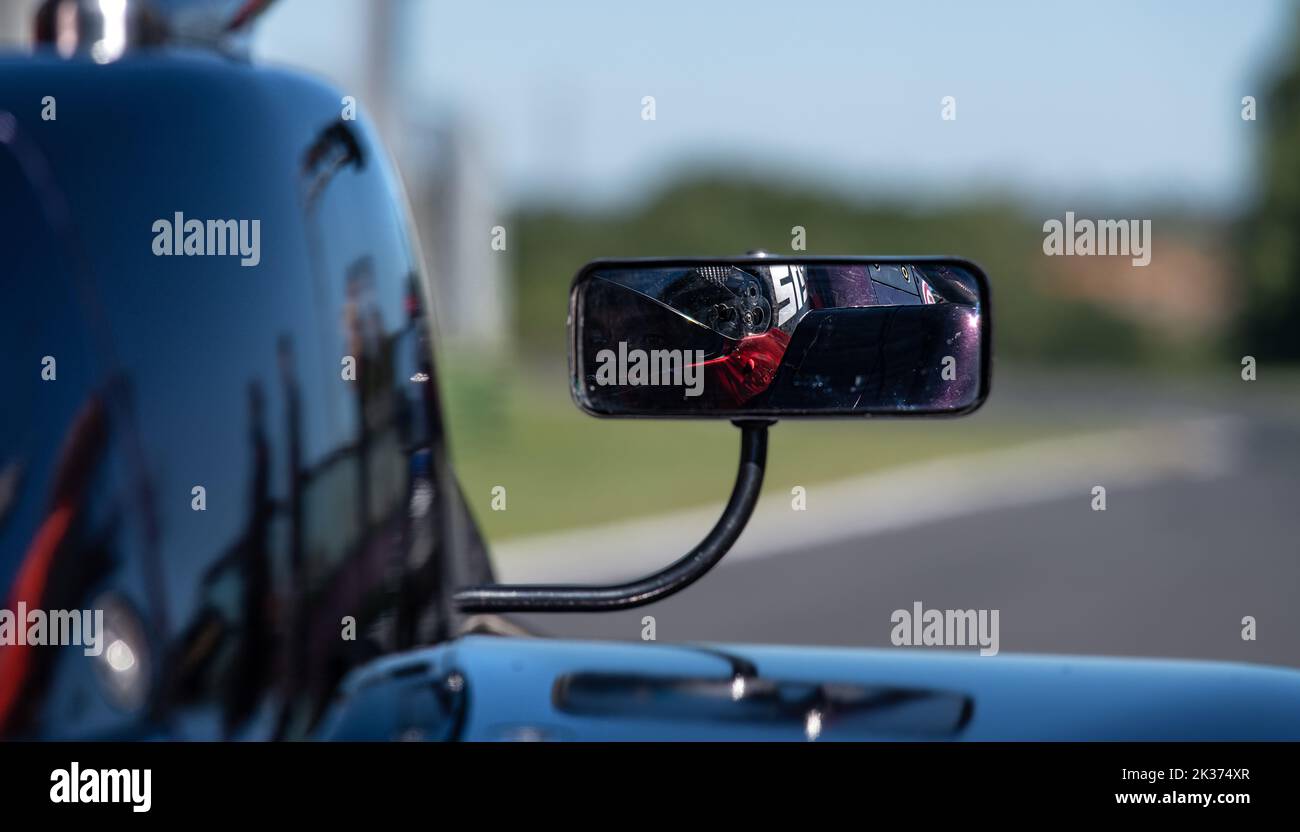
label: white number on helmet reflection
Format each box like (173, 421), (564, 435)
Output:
(769, 265), (808, 327)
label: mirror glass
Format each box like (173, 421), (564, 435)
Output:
(570, 257), (989, 417)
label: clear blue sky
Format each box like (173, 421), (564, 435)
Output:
(257, 0), (1296, 212)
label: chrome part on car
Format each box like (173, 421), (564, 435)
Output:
(33, 0), (275, 61)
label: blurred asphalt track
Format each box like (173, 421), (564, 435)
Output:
(502, 373), (1300, 668)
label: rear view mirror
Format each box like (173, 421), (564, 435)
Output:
(569, 256), (990, 417)
(456, 254), (993, 614)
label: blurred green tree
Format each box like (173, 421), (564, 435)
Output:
(1237, 12), (1300, 361)
(509, 176), (1147, 365)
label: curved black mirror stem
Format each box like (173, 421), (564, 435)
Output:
(453, 420), (772, 613)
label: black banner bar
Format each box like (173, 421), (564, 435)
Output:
(0, 742), (1285, 818)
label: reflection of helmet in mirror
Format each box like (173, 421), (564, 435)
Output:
(582, 277), (726, 359)
(661, 266), (774, 340)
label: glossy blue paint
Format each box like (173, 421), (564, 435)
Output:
(322, 636), (1300, 741)
(0, 51), (492, 739)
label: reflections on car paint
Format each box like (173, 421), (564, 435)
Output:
(162, 278), (446, 738)
(553, 670), (973, 739)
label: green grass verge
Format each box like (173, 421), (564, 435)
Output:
(440, 359), (1085, 542)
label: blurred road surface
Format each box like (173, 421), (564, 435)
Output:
(507, 374), (1300, 668)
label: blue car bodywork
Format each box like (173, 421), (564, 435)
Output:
(320, 636), (1300, 741)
